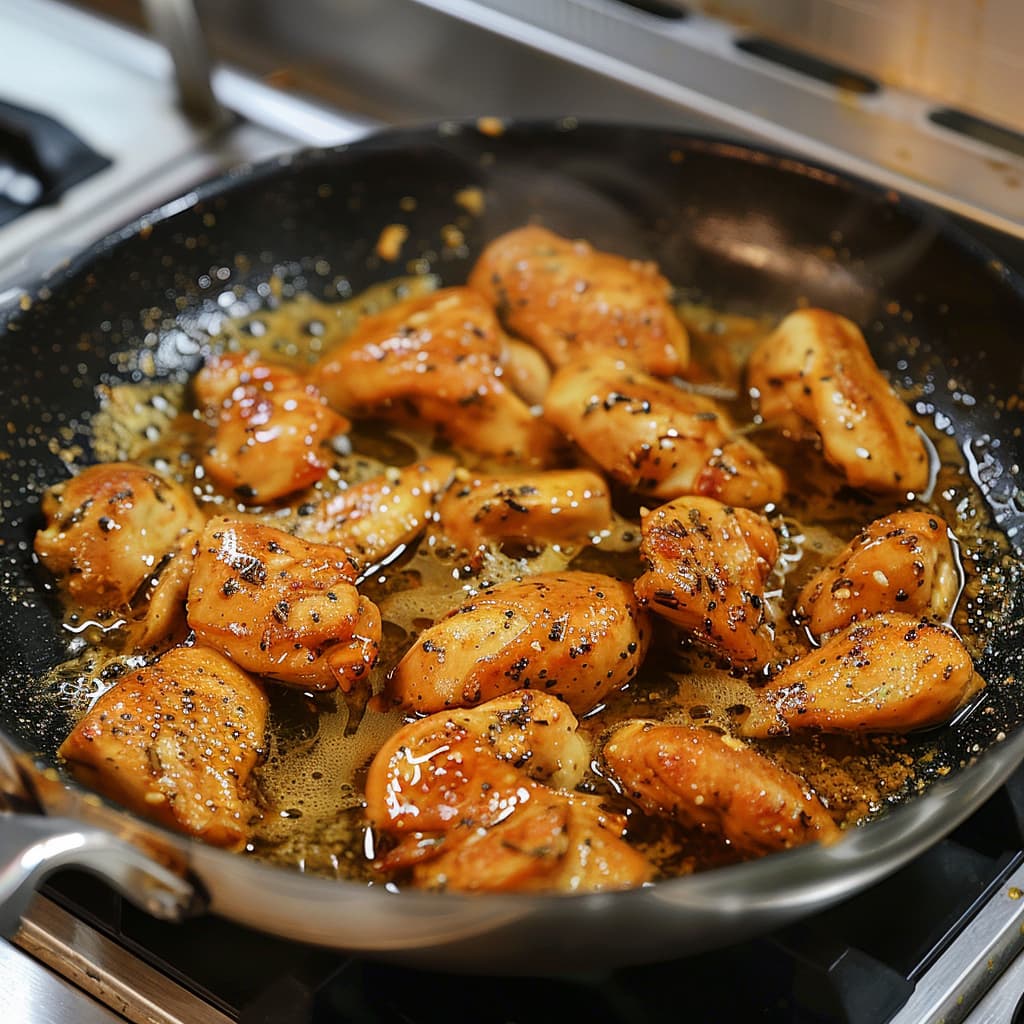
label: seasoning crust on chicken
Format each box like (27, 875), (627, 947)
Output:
(748, 309), (929, 494)
(468, 225), (690, 377)
(196, 350), (350, 505)
(386, 571), (651, 714)
(635, 497), (779, 667)
(435, 468), (612, 566)
(545, 358), (785, 507)
(311, 286), (562, 466)
(296, 456), (456, 569)
(34, 462), (204, 616)
(187, 517), (381, 691)
(58, 645), (268, 850)
(604, 722), (840, 855)
(366, 690), (654, 892)
(741, 613), (980, 736)
(795, 511), (959, 639)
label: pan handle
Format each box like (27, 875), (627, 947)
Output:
(0, 811), (199, 938)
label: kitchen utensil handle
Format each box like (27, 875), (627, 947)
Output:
(140, 0), (224, 127)
(0, 813), (199, 938)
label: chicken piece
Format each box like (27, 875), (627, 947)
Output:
(748, 309), (929, 493)
(366, 689), (653, 892)
(503, 337), (551, 406)
(34, 462), (204, 613)
(545, 358), (784, 507)
(187, 517), (381, 691)
(740, 613), (980, 736)
(634, 497), (779, 667)
(386, 571), (651, 715)
(311, 287), (561, 467)
(435, 468), (612, 566)
(468, 225), (689, 377)
(795, 511), (959, 638)
(58, 645), (267, 850)
(196, 351), (349, 505)
(132, 532), (199, 649)
(604, 722), (840, 855)
(296, 456), (456, 569)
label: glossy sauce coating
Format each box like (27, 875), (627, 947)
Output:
(366, 690), (653, 892)
(385, 571), (651, 715)
(795, 511), (959, 638)
(741, 613), (979, 736)
(311, 286), (561, 467)
(59, 645), (267, 850)
(748, 309), (929, 493)
(545, 357), (785, 505)
(187, 517), (381, 691)
(635, 497), (779, 667)
(604, 721), (840, 855)
(469, 224), (690, 376)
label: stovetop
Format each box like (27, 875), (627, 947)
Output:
(2, 1), (1024, 1022)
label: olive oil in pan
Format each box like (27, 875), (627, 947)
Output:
(39, 287), (1014, 883)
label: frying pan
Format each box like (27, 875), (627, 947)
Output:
(0, 121), (1022, 973)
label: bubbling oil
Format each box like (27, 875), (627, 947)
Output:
(45, 283), (1018, 885)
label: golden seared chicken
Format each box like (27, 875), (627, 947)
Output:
(366, 690), (653, 892)
(187, 517), (381, 691)
(796, 511), (959, 639)
(35, 463), (203, 642)
(59, 645), (267, 850)
(196, 351), (349, 505)
(545, 358), (785, 507)
(296, 456), (456, 569)
(604, 722), (839, 855)
(468, 225), (689, 377)
(435, 468), (612, 566)
(386, 571), (651, 715)
(741, 613), (980, 736)
(748, 309), (929, 493)
(311, 287), (561, 467)
(502, 337), (552, 406)
(634, 497), (779, 667)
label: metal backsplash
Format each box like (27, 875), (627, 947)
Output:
(690, 0), (1024, 135)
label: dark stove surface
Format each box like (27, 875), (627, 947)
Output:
(0, 99), (109, 228)
(38, 768), (1024, 1024)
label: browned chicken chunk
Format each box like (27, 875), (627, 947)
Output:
(545, 358), (785, 507)
(502, 336), (552, 405)
(311, 287), (561, 466)
(748, 309), (929, 493)
(604, 722), (839, 855)
(468, 225), (689, 377)
(34, 462), (203, 626)
(59, 645), (268, 850)
(634, 497), (779, 667)
(196, 350), (349, 505)
(435, 468), (612, 566)
(187, 517), (381, 691)
(365, 690), (653, 892)
(740, 613), (980, 736)
(386, 571), (651, 714)
(296, 456), (456, 569)
(795, 511), (959, 638)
